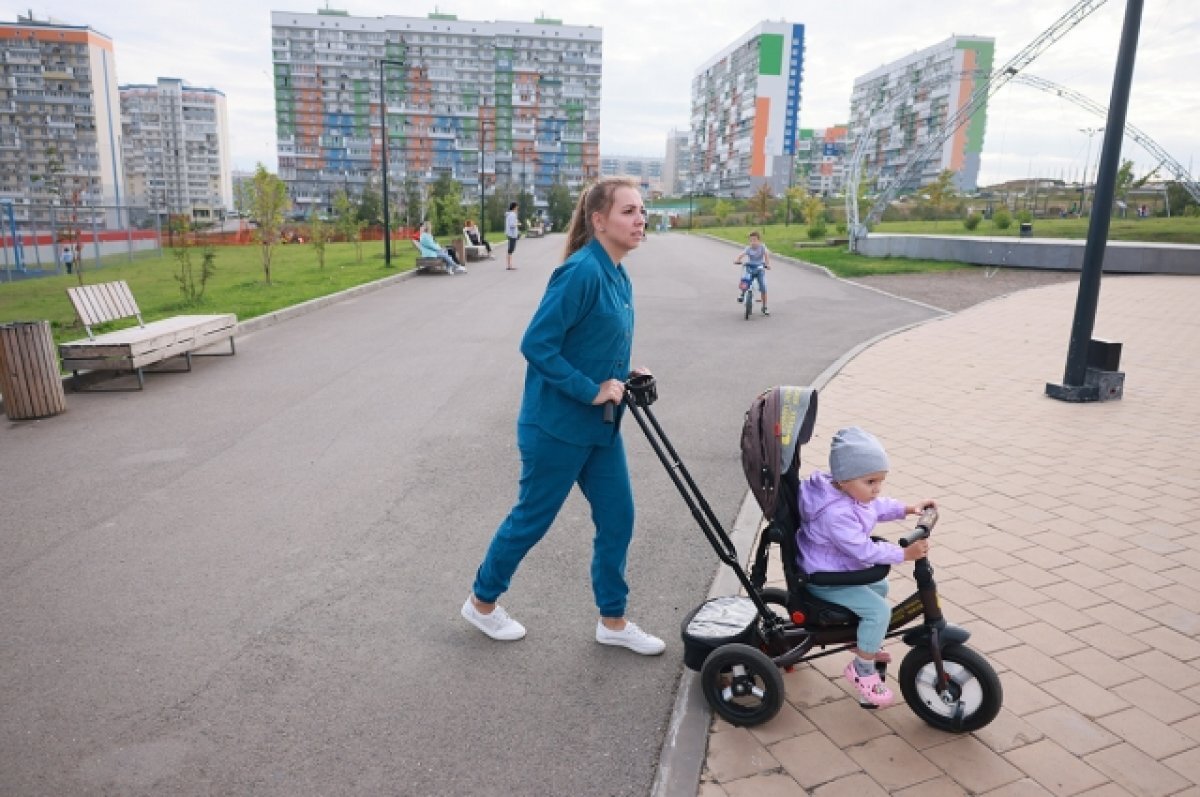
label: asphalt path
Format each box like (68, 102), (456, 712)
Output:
(0, 233), (941, 796)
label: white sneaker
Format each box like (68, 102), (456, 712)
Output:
(461, 596), (526, 641)
(595, 620), (665, 656)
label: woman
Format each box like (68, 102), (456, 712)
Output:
(461, 177), (663, 656)
(504, 201), (520, 270)
(418, 221), (465, 274)
(464, 219), (493, 258)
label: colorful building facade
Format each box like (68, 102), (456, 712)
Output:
(848, 35), (994, 193)
(120, 78), (233, 221)
(689, 21), (805, 197)
(271, 9), (602, 215)
(0, 15), (125, 225)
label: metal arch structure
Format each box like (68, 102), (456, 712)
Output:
(1011, 73), (1200, 206)
(847, 0), (1109, 251)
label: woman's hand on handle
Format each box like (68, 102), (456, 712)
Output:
(592, 379), (625, 407)
(595, 378), (624, 424)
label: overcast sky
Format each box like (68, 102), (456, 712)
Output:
(9, 0), (1198, 187)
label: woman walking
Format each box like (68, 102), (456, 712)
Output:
(461, 178), (663, 655)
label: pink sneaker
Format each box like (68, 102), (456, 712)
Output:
(844, 660), (894, 708)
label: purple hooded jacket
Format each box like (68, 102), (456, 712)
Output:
(795, 470), (906, 574)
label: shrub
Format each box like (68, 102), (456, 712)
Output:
(963, 213), (981, 231)
(806, 220), (828, 241)
(1016, 209), (1033, 224)
(992, 209), (1012, 230)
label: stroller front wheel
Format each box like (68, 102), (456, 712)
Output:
(898, 642), (1003, 732)
(699, 643), (784, 727)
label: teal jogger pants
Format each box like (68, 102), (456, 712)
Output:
(472, 423), (635, 617)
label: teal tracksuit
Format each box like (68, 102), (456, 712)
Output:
(472, 239), (636, 617)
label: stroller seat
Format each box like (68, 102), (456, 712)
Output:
(743, 385), (889, 631)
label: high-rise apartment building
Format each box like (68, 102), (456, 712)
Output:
(270, 9), (602, 216)
(689, 21), (805, 197)
(0, 14), (124, 225)
(848, 35), (994, 194)
(662, 127), (689, 196)
(599, 155), (663, 195)
(795, 125), (848, 196)
(120, 78), (233, 221)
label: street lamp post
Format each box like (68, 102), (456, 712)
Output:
(379, 57), (404, 267)
(1079, 126), (1104, 216)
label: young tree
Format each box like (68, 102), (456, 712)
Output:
(243, 163), (290, 285)
(784, 185), (807, 225)
(924, 169), (958, 226)
(713, 199), (734, 225)
(429, 173), (466, 236)
(308, 209), (331, 269)
(333, 190), (364, 262)
(748, 184), (775, 224)
(547, 181), (573, 232)
(802, 195), (827, 240)
(357, 185), (382, 226)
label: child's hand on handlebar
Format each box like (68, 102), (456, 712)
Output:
(905, 499), (936, 516)
(903, 538), (931, 560)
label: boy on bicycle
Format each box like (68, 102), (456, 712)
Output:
(734, 231), (771, 316)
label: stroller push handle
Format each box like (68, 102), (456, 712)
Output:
(900, 507), (939, 547)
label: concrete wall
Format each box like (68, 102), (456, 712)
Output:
(858, 233), (1200, 275)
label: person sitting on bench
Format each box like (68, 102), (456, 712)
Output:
(464, 219), (493, 258)
(418, 222), (465, 274)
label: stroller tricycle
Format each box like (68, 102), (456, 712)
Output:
(621, 376), (1002, 731)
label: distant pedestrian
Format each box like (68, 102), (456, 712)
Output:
(60, 246), (74, 275)
(505, 202), (520, 271)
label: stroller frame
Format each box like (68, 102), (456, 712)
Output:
(621, 375), (1002, 730)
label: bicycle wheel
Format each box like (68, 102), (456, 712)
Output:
(744, 286), (753, 320)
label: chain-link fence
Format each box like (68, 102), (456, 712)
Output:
(0, 202), (164, 283)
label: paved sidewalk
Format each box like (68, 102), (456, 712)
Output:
(698, 275), (1200, 796)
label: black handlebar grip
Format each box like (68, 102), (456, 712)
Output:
(899, 507), (938, 547)
(603, 401), (615, 424)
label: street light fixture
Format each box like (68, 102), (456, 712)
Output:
(379, 57), (404, 267)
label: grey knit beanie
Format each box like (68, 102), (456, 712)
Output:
(829, 427), (889, 481)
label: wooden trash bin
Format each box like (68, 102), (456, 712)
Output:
(0, 321), (67, 420)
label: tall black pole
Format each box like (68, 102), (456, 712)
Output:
(1047, 0), (1142, 402)
(380, 59), (391, 267)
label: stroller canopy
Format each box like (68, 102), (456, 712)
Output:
(740, 386), (818, 521)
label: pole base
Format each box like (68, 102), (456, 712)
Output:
(1046, 367), (1125, 403)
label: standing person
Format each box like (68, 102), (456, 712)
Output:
(461, 177), (664, 656)
(733, 230), (771, 315)
(60, 245), (74, 275)
(795, 427), (935, 706)
(504, 201), (520, 271)
(418, 221), (465, 274)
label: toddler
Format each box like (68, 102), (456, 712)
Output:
(795, 427), (933, 707)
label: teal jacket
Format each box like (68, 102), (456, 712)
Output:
(517, 239), (634, 446)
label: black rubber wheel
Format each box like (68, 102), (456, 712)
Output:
(744, 287), (753, 320)
(898, 642), (1003, 732)
(699, 643), (785, 727)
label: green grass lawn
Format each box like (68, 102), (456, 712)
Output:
(698, 225), (966, 277)
(874, 215), (1200, 244)
(0, 240), (412, 344)
(696, 216), (1200, 278)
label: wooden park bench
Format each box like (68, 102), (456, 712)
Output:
(410, 238), (451, 273)
(58, 280), (236, 391)
(459, 228), (488, 261)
